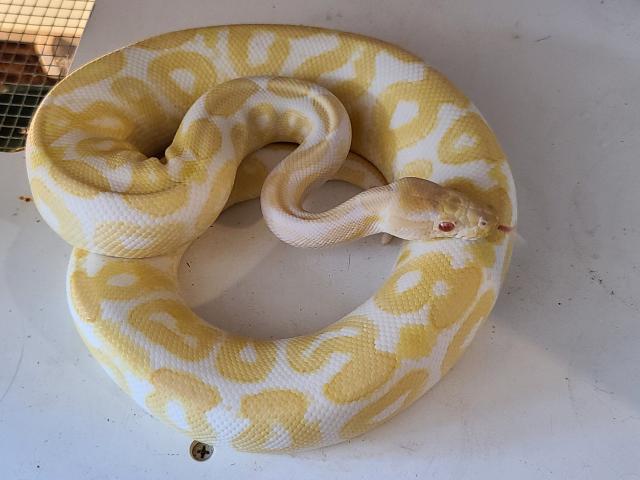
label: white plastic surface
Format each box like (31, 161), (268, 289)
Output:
(1, 1), (639, 478)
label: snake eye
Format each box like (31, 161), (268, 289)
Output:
(438, 221), (455, 232)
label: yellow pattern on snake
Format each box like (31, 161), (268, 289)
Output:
(26, 25), (517, 452)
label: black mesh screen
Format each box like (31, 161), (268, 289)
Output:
(0, 0), (94, 151)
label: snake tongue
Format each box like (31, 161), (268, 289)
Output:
(497, 225), (514, 233)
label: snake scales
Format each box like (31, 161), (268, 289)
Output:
(26, 25), (516, 453)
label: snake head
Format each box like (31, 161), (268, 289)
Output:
(385, 177), (500, 240)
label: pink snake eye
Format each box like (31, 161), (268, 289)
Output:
(438, 221), (455, 232)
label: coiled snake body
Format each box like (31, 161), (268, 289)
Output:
(26, 25), (516, 453)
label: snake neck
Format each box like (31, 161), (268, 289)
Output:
(261, 176), (393, 247)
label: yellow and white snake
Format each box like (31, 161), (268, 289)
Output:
(25, 24), (516, 453)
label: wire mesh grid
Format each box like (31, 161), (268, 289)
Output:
(0, 0), (94, 151)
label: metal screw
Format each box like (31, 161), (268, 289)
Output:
(190, 440), (214, 461)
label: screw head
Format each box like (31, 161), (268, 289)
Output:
(190, 440), (213, 461)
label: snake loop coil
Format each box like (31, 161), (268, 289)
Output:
(26, 25), (516, 453)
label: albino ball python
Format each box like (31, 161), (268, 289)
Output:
(26, 25), (516, 453)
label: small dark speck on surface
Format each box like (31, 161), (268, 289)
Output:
(588, 269), (604, 285)
(18, 195), (32, 202)
(535, 35), (551, 42)
(512, 33), (521, 39)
